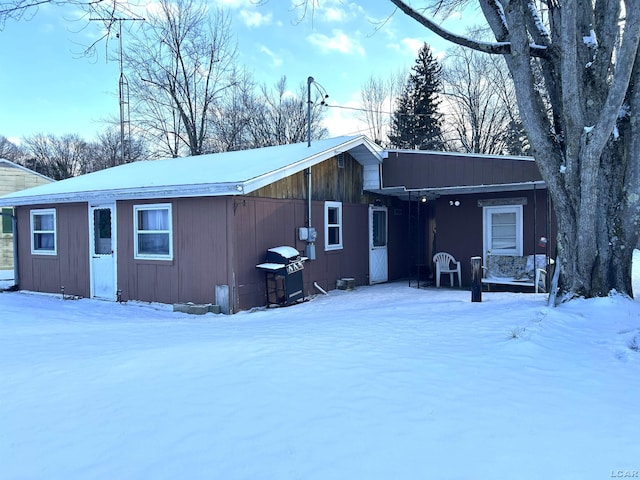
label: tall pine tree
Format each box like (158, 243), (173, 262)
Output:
(388, 43), (444, 150)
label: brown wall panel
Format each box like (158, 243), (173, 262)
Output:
(383, 151), (542, 189)
(233, 197), (372, 310)
(117, 197), (231, 306)
(15, 203), (89, 297)
(434, 189), (556, 286)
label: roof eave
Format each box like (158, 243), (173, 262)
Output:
(0, 182), (244, 207)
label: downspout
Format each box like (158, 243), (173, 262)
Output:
(12, 214), (18, 288)
(307, 76), (312, 231)
(306, 76), (316, 260)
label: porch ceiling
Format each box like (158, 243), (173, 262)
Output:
(367, 180), (546, 201)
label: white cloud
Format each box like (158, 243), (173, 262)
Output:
(401, 37), (424, 57)
(258, 45), (283, 67)
(322, 7), (346, 22)
(307, 29), (365, 56)
(240, 10), (272, 27)
(322, 104), (368, 137)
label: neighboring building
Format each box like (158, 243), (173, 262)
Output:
(0, 159), (54, 271)
(0, 137), (556, 312)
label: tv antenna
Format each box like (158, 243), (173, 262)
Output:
(90, 16), (145, 164)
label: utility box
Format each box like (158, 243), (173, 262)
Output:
(298, 226), (317, 242)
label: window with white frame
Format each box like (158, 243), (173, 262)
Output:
(134, 203), (173, 260)
(30, 208), (57, 255)
(483, 205), (523, 257)
(324, 201), (343, 251)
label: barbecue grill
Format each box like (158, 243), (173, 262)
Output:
(256, 246), (307, 307)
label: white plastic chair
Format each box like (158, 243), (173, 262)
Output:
(433, 252), (462, 288)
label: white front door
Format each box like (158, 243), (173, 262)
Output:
(89, 204), (117, 300)
(369, 205), (388, 284)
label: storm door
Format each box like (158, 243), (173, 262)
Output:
(89, 204), (117, 300)
(369, 205), (388, 284)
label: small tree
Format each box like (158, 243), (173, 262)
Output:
(388, 43), (445, 150)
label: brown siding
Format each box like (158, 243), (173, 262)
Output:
(233, 196), (372, 310)
(434, 189), (556, 286)
(16, 203), (89, 297)
(249, 153), (376, 205)
(383, 151), (543, 189)
(117, 197), (231, 306)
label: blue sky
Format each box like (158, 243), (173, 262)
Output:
(0, 0), (473, 145)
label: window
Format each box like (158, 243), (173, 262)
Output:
(372, 209), (387, 248)
(2, 208), (13, 234)
(325, 201), (343, 251)
(134, 204), (173, 260)
(30, 208), (56, 255)
(484, 205), (523, 257)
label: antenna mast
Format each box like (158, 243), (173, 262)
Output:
(91, 16), (144, 164)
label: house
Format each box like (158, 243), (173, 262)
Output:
(0, 159), (54, 273)
(0, 136), (392, 312)
(0, 136), (556, 312)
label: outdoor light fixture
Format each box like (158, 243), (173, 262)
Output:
(420, 196), (428, 203)
(449, 200), (461, 207)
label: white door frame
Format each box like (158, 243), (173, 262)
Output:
(89, 203), (117, 300)
(369, 205), (388, 284)
(482, 205), (523, 264)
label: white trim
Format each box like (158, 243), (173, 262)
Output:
(89, 203), (118, 300)
(324, 201), (343, 251)
(133, 203), (173, 261)
(30, 208), (57, 255)
(483, 205), (523, 261)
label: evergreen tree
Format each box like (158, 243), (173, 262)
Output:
(388, 43), (444, 150)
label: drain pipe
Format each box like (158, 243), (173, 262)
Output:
(306, 76), (316, 260)
(314, 281), (328, 295)
(12, 214), (18, 288)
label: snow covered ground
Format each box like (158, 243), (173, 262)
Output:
(1, 259), (640, 479)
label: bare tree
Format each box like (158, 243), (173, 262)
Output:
(85, 127), (148, 172)
(249, 76), (328, 147)
(441, 46), (527, 155)
(207, 68), (257, 152)
(123, 0), (237, 157)
(22, 133), (89, 179)
(0, 135), (22, 162)
(358, 71), (405, 146)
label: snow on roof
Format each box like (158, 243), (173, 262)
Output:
(0, 136), (382, 206)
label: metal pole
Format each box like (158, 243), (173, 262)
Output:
(118, 20), (125, 164)
(307, 76), (313, 147)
